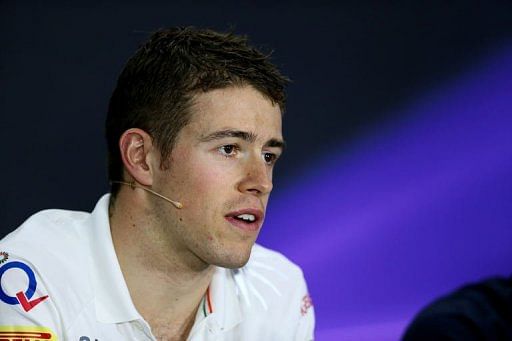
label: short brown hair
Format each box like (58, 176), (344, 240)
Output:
(106, 27), (289, 196)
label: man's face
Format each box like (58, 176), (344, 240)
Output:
(150, 85), (283, 269)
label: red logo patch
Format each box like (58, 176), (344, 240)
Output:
(16, 291), (49, 312)
(300, 294), (313, 316)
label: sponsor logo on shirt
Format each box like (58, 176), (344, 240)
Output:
(0, 326), (56, 340)
(0, 261), (49, 312)
(300, 294), (313, 316)
(0, 251), (8, 264)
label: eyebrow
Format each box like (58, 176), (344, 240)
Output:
(199, 129), (286, 150)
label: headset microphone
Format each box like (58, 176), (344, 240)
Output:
(111, 180), (183, 209)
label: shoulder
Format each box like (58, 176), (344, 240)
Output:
(0, 208), (94, 329)
(1, 208), (92, 269)
(241, 245), (313, 315)
(246, 243), (305, 283)
(2, 208), (89, 250)
(226, 244), (315, 339)
(1, 208), (91, 275)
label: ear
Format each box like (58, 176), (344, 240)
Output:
(119, 128), (155, 186)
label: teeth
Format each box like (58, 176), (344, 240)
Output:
(236, 214), (256, 222)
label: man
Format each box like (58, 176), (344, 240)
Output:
(0, 27), (315, 340)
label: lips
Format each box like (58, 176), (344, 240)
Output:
(225, 208), (264, 232)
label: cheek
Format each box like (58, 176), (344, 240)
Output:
(186, 160), (227, 195)
(178, 158), (235, 219)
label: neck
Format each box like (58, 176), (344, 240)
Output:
(109, 190), (215, 338)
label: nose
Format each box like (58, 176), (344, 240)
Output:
(237, 157), (273, 196)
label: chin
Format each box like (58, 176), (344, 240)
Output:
(210, 245), (253, 269)
(218, 258), (250, 269)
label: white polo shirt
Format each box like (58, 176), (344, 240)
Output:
(0, 195), (315, 340)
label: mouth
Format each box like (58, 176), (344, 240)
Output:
(224, 208), (264, 232)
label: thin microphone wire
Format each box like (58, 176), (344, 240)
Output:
(111, 180), (183, 209)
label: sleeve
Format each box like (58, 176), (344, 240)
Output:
(0, 252), (63, 340)
(293, 273), (316, 341)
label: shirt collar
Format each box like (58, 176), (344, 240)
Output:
(208, 267), (244, 331)
(87, 194), (141, 323)
(188, 266), (244, 337)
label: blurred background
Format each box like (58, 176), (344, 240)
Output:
(1, 1), (511, 339)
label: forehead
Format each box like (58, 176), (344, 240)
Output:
(185, 85), (283, 140)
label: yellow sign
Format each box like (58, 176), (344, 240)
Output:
(0, 326), (57, 340)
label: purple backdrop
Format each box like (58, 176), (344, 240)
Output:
(259, 43), (512, 340)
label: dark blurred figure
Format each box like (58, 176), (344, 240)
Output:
(402, 276), (512, 340)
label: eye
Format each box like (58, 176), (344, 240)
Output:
(263, 152), (278, 165)
(218, 144), (238, 157)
